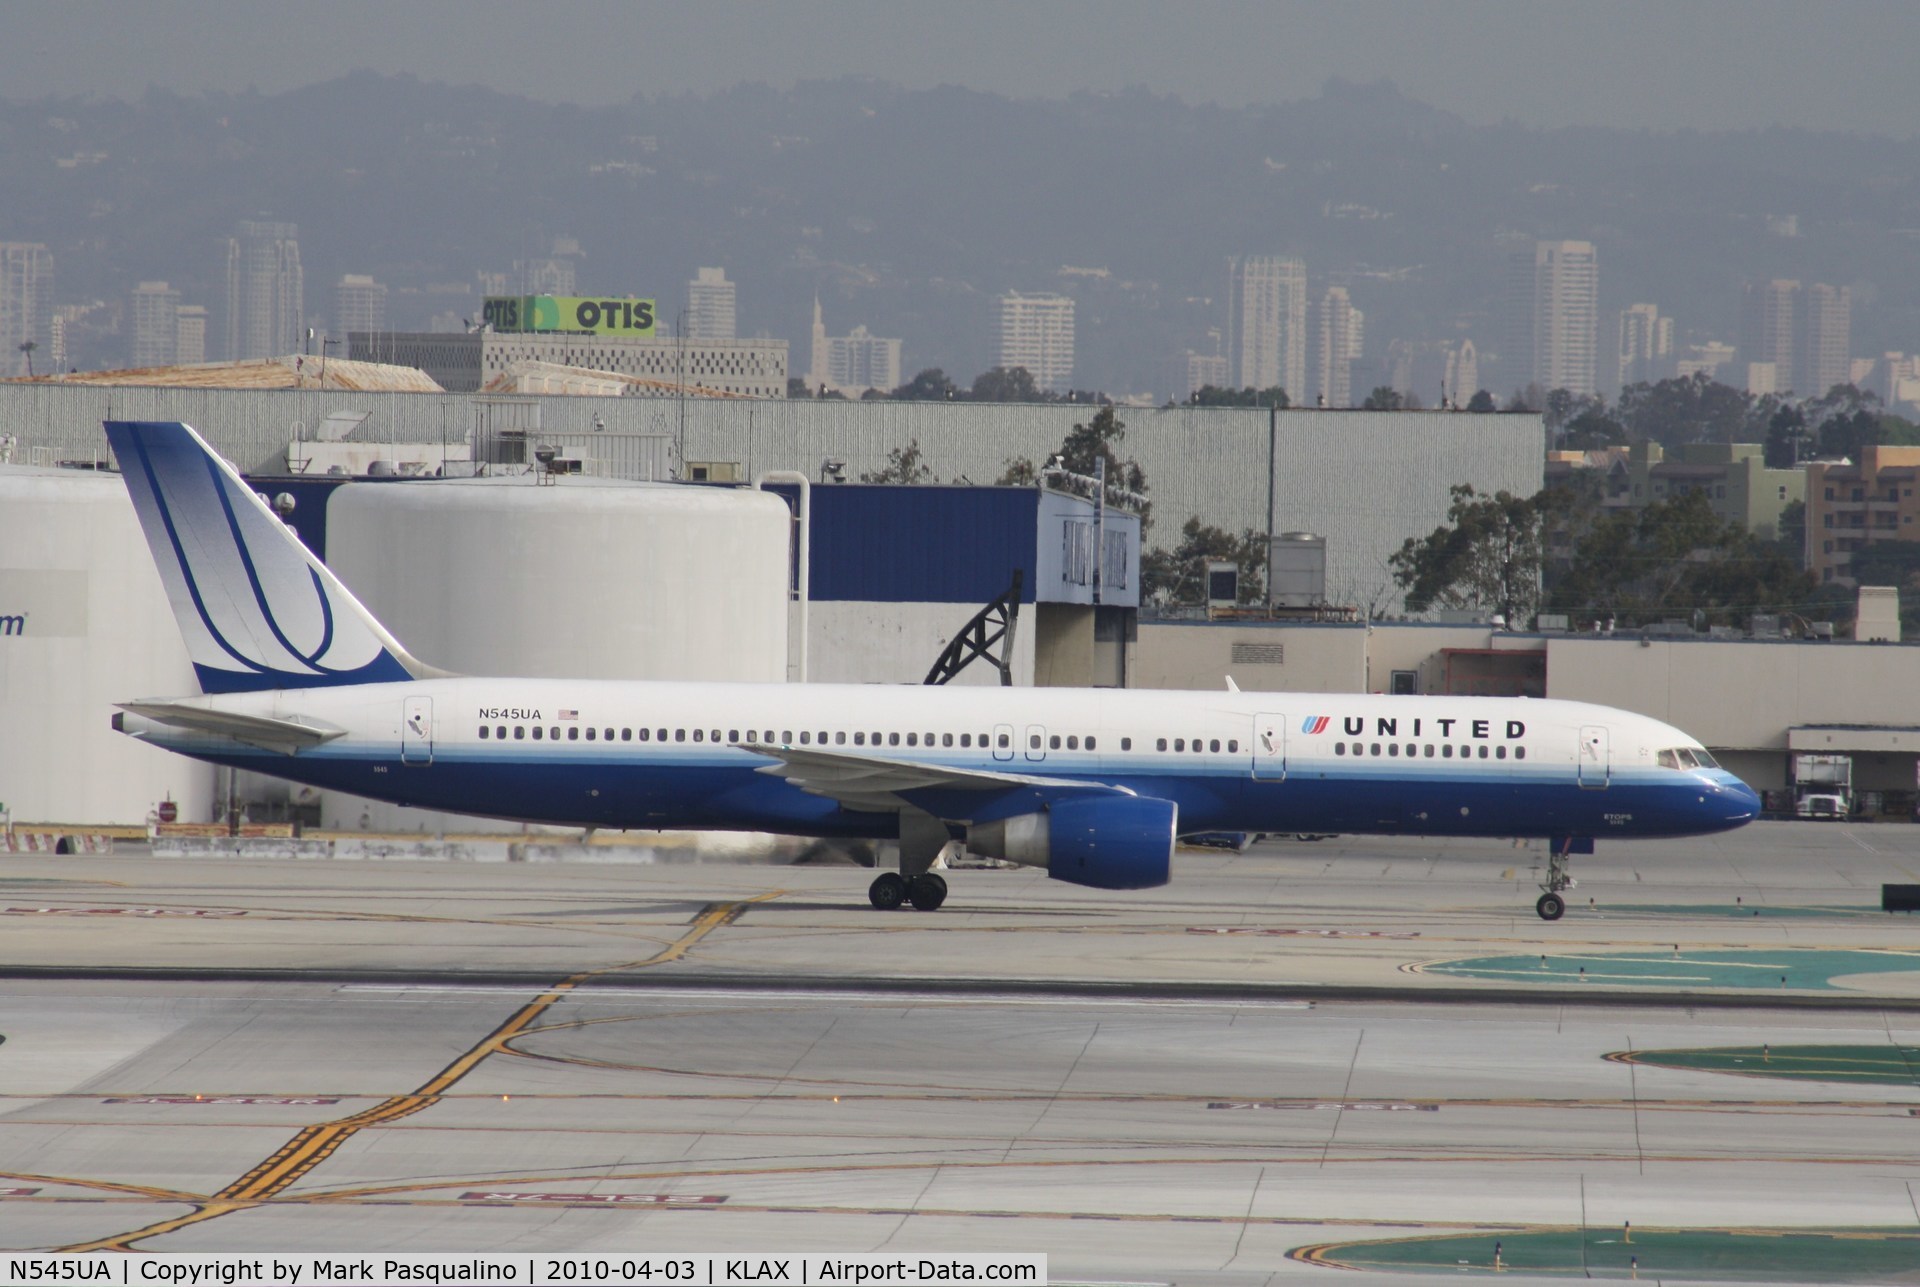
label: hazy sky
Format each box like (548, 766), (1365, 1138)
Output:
(6, 0), (1918, 137)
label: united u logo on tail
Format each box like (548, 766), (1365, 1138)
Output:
(105, 420), (427, 694)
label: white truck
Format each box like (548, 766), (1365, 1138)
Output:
(1793, 753), (1853, 820)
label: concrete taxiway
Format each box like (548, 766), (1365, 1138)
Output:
(2, 823), (1918, 1282)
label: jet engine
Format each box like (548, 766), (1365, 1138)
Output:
(967, 795), (1175, 890)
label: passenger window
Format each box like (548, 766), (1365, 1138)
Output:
(960, 733), (971, 748)
(1209, 739), (1220, 753)
(1496, 745), (1507, 759)
(479, 726), (489, 739)
(514, 726), (525, 740)
(1442, 744), (1453, 758)
(568, 727), (580, 741)
(890, 733), (901, 746)
(622, 728), (632, 741)
(1156, 738), (1167, 751)
(1225, 739), (1235, 753)
(1121, 738), (1132, 751)
(729, 729), (739, 743)
(799, 731), (810, 744)
(532, 727), (543, 740)
(781, 730), (792, 744)
(1174, 739), (1185, 752)
(943, 733), (954, 748)
(766, 731), (776, 742)
(1335, 743), (1345, 756)
(1194, 741), (1204, 753)
(1388, 743), (1399, 757)
(1031, 734), (1042, 749)
(835, 732), (846, 745)
(497, 726), (507, 740)
(1404, 744), (1415, 757)
(924, 733), (934, 746)
(694, 729), (704, 743)
(638, 728), (649, 742)
(1423, 744), (1433, 757)
(605, 728), (614, 741)
(1371, 743), (1381, 756)
(675, 729), (686, 742)
(1477, 745), (1488, 758)
(1516, 747), (1526, 760)
(657, 728), (668, 742)
(1086, 737), (1096, 750)
(1049, 735), (1061, 750)
(906, 733), (918, 747)
(854, 732), (866, 746)
(996, 732), (1008, 748)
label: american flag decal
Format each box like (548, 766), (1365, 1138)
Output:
(558, 709), (578, 720)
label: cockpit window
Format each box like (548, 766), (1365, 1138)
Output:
(1692, 748), (1719, 769)
(1657, 749), (1680, 770)
(1658, 746), (1718, 770)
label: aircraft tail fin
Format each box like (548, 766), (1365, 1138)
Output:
(106, 419), (435, 693)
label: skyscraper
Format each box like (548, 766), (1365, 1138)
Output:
(130, 281), (182, 368)
(687, 267), (737, 341)
(1799, 283), (1851, 399)
(0, 242), (54, 377)
(1506, 240), (1598, 398)
(224, 220), (304, 360)
(996, 292), (1075, 392)
(1228, 256), (1307, 397)
(808, 298), (902, 396)
(1615, 302), (1674, 392)
(334, 274), (388, 338)
(1312, 286), (1364, 407)
(1741, 279), (1798, 393)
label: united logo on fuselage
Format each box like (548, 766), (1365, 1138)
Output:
(1299, 714), (1526, 740)
(1301, 716), (1330, 734)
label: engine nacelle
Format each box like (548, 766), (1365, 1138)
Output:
(967, 795), (1175, 890)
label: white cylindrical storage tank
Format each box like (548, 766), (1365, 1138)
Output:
(0, 466), (214, 825)
(320, 475), (792, 832)
(325, 475), (791, 680)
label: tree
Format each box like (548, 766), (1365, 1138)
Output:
(996, 406), (1151, 525)
(1615, 373), (1752, 446)
(786, 376), (813, 398)
(1390, 485), (1544, 624)
(1559, 406), (1626, 450)
(1764, 403), (1810, 468)
(1465, 389), (1497, 413)
(1543, 388), (1603, 433)
(861, 439), (935, 484)
(891, 368), (958, 402)
(970, 365), (1042, 402)
(1361, 385), (1404, 411)
(1545, 490), (1814, 628)
(1141, 517), (1266, 605)
(1773, 499), (1806, 567)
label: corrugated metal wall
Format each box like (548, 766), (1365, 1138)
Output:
(3, 385), (1542, 610)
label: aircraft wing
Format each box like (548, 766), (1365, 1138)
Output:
(741, 743), (1133, 819)
(116, 701), (347, 755)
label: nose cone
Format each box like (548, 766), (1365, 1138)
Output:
(1708, 772), (1761, 826)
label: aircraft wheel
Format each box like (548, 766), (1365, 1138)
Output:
(908, 873), (948, 912)
(868, 872), (908, 910)
(1536, 892), (1566, 921)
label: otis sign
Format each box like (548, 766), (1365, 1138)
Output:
(482, 294), (656, 336)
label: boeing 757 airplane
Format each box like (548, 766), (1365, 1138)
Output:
(104, 421), (1759, 920)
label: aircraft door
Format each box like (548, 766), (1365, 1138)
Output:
(402, 696), (433, 766)
(1252, 712), (1287, 781)
(1024, 724), (1048, 762)
(1577, 724), (1609, 789)
(992, 722), (1015, 762)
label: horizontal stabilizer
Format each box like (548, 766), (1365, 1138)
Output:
(116, 700), (346, 755)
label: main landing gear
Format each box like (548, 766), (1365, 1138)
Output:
(1536, 838), (1579, 921)
(868, 871), (947, 912)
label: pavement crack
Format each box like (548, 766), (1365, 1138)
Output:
(1319, 1029), (1366, 1169)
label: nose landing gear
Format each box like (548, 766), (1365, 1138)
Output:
(1536, 837), (1583, 920)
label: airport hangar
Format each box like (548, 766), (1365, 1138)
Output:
(3, 367), (1918, 832)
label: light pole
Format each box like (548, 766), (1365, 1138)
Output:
(17, 340), (35, 377)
